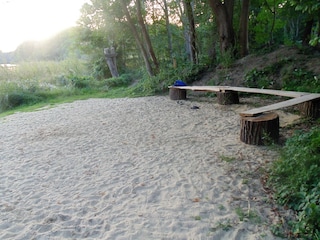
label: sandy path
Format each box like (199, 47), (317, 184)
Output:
(0, 96), (293, 239)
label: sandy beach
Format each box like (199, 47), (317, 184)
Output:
(0, 96), (296, 239)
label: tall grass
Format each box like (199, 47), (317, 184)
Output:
(0, 60), (92, 113)
(0, 59), (143, 114)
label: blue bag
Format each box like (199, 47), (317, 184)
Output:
(173, 80), (187, 86)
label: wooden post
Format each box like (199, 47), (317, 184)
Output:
(217, 91), (239, 105)
(240, 112), (279, 145)
(169, 88), (187, 100)
(298, 99), (320, 119)
(104, 47), (119, 77)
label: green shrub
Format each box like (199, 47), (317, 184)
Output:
(105, 74), (134, 87)
(69, 75), (95, 89)
(282, 67), (320, 93)
(244, 58), (291, 89)
(268, 127), (320, 239)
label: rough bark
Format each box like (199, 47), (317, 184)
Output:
(120, 0), (154, 76)
(240, 112), (279, 145)
(163, 0), (174, 62)
(298, 99), (320, 119)
(239, 0), (250, 57)
(216, 91), (239, 105)
(136, 0), (159, 72)
(169, 88), (187, 100)
(208, 0), (235, 53)
(302, 19), (314, 46)
(104, 47), (119, 78)
(184, 0), (197, 63)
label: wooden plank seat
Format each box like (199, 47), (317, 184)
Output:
(169, 85), (309, 97)
(169, 85), (319, 117)
(240, 93), (320, 117)
(169, 85), (320, 145)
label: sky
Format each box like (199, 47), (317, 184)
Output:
(0, 0), (88, 52)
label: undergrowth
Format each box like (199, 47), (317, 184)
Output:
(244, 58), (320, 93)
(268, 127), (320, 239)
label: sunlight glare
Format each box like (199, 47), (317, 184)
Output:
(0, 0), (88, 52)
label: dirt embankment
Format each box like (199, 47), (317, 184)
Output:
(197, 46), (320, 87)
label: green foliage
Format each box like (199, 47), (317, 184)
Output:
(235, 207), (261, 223)
(268, 127), (320, 239)
(282, 67), (320, 93)
(0, 60), (99, 113)
(216, 48), (235, 69)
(131, 63), (207, 96)
(105, 74), (134, 88)
(244, 58), (320, 93)
(244, 58), (291, 88)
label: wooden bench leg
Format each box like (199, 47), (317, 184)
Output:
(298, 99), (320, 119)
(240, 112), (279, 145)
(217, 91), (239, 105)
(169, 88), (187, 100)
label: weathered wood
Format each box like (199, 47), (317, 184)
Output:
(169, 88), (187, 100)
(104, 47), (119, 77)
(217, 90), (239, 105)
(168, 85), (308, 98)
(227, 86), (307, 98)
(240, 112), (279, 145)
(298, 99), (320, 119)
(168, 86), (224, 92)
(240, 94), (320, 117)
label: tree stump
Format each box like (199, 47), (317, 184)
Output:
(298, 99), (320, 119)
(217, 91), (239, 105)
(240, 112), (279, 145)
(169, 88), (187, 100)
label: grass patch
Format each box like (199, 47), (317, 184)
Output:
(235, 207), (261, 223)
(220, 155), (236, 163)
(210, 219), (233, 232)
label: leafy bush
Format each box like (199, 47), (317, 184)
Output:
(131, 62), (208, 96)
(105, 74), (134, 87)
(282, 67), (320, 93)
(69, 75), (95, 89)
(268, 127), (320, 239)
(244, 58), (291, 89)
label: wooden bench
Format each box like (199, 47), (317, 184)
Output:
(169, 85), (320, 145)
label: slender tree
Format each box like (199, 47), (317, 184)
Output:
(183, 0), (197, 63)
(162, 0), (174, 61)
(120, 0), (155, 76)
(239, 0), (250, 57)
(136, 0), (160, 71)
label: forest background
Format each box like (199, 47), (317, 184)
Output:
(0, 0), (320, 239)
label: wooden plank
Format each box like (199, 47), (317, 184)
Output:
(169, 86), (226, 92)
(240, 94), (320, 117)
(169, 85), (308, 98)
(227, 86), (308, 98)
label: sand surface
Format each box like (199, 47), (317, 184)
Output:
(0, 96), (295, 239)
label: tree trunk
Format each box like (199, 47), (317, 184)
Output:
(169, 88), (187, 100)
(302, 19), (314, 46)
(298, 99), (320, 119)
(217, 91), (239, 105)
(240, 112), (279, 145)
(163, 0), (174, 63)
(184, 0), (197, 63)
(104, 47), (119, 77)
(208, 0), (235, 54)
(136, 0), (159, 72)
(239, 0), (250, 57)
(120, 0), (154, 76)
